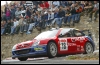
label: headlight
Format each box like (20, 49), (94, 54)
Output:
(32, 40), (40, 46)
(12, 45), (17, 50)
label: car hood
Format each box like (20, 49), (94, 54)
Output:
(34, 36), (56, 40)
(15, 36), (56, 50)
(16, 39), (37, 50)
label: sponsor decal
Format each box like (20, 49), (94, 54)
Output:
(77, 45), (80, 51)
(71, 37), (85, 42)
(34, 47), (44, 51)
(81, 46), (84, 51)
(68, 43), (76, 46)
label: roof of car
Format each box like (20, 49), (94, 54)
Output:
(49, 28), (80, 33)
(60, 28), (75, 30)
(50, 28), (75, 30)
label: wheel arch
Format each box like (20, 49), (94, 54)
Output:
(47, 40), (57, 46)
(85, 37), (95, 51)
(84, 41), (95, 52)
(47, 40), (58, 52)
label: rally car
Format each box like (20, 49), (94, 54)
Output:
(12, 28), (95, 61)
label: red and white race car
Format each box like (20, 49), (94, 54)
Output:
(12, 28), (95, 61)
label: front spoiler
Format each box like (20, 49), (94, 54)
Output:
(12, 45), (47, 59)
(12, 51), (47, 59)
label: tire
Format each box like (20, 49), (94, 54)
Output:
(47, 42), (57, 58)
(18, 57), (28, 61)
(84, 42), (94, 54)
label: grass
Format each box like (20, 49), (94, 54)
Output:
(66, 53), (99, 60)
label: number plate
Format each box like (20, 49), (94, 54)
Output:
(59, 38), (68, 51)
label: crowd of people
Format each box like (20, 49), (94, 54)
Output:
(1, 1), (99, 36)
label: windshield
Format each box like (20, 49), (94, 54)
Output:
(34, 30), (59, 39)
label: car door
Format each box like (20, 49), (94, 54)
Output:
(66, 30), (77, 53)
(72, 29), (85, 52)
(58, 29), (76, 54)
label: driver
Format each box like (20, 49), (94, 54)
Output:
(63, 32), (71, 37)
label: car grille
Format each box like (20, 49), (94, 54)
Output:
(15, 49), (31, 55)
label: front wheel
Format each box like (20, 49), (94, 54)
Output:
(47, 42), (57, 58)
(84, 42), (94, 54)
(18, 57), (28, 61)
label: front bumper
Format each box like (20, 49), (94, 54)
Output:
(12, 45), (47, 59)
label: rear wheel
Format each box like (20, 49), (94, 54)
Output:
(18, 57), (28, 61)
(47, 42), (57, 58)
(84, 42), (94, 54)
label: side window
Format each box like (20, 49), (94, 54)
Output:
(59, 29), (72, 38)
(74, 30), (83, 37)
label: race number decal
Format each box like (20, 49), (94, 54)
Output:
(59, 38), (68, 51)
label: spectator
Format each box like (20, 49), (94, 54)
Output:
(34, 11), (39, 27)
(57, 6), (65, 27)
(93, 1), (99, 21)
(67, 1), (73, 6)
(15, 7), (21, 20)
(84, 1), (94, 22)
(10, 18), (19, 35)
(37, 13), (41, 27)
(1, 21), (6, 35)
(14, 18), (20, 34)
(18, 16), (24, 33)
(27, 15), (35, 34)
(21, 7), (26, 18)
(20, 1), (23, 6)
(4, 4), (8, 15)
(40, 1), (49, 9)
(84, 1), (89, 16)
(33, 5), (37, 12)
(60, 1), (66, 7)
(80, 1), (85, 9)
(48, 1), (53, 9)
(52, 1), (60, 7)
(32, 1), (38, 8)
(75, 2), (83, 23)
(5, 20), (11, 34)
(84, 1), (89, 6)
(40, 11), (48, 29)
(26, 6), (31, 18)
(37, 1), (42, 5)
(1, 12), (6, 21)
(43, 11), (48, 28)
(10, 19), (14, 35)
(5, 8), (11, 21)
(24, 17), (29, 32)
(70, 3), (77, 26)
(10, 5), (16, 20)
(21, 1), (26, 10)
(51, 8), (60, 27)
(50, 4), (58, 11)
(64, 6), (72, 26)
(37, 4), (43, 12)
(47, 10), (54, 26)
